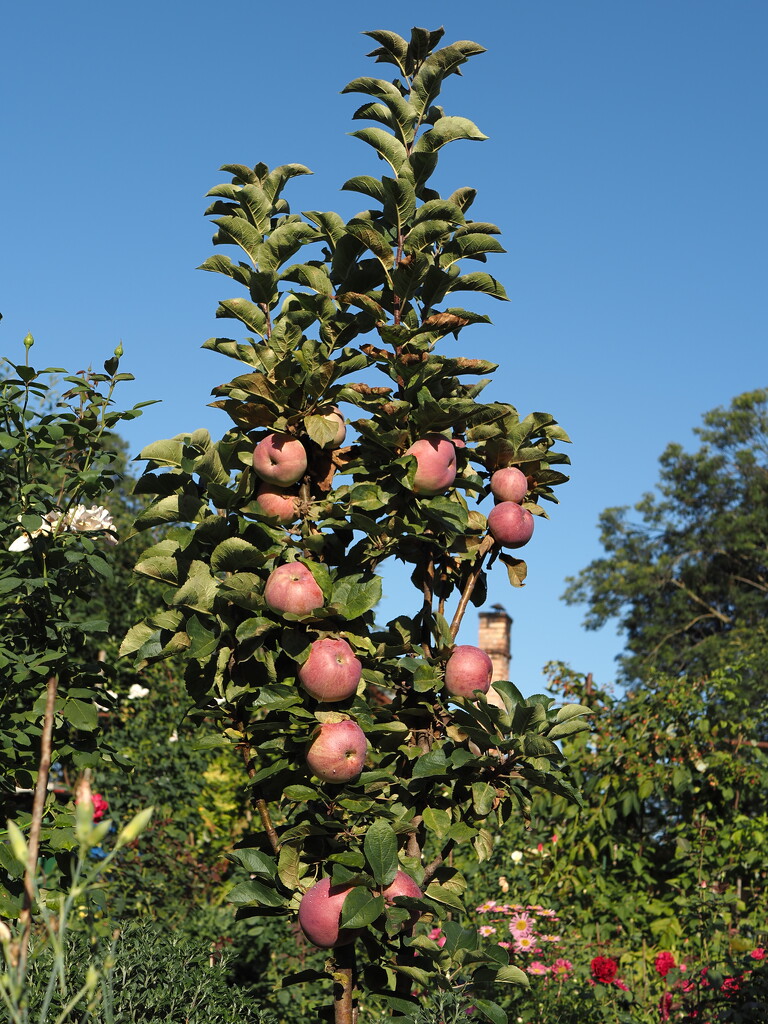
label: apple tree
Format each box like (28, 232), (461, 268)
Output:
(122, 27), (587, 1024)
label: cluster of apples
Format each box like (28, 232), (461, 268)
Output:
(251, 407), (346, 525)
(251, 423), (532, 947)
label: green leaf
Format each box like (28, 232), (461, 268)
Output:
(63, 698), (97, 732)
(471, 782), (496, 818)
(131, 495), (208, 532)
(227, 879), (285, 908)
(212, 215), (263, 264)
(413, 116), (488, 153)
(422, 806), (451, 839)
(339, 887), (385, 929)
(473, 998), (509, 1024)
(411, 749), (449, 779)
(330, 574), (382, 619)
(210, 537), (265, 573)
(229, 848), (276, 877)
(449, 272), (509, 301)
(425, 882), (464, 910)
(364, 819), (399, 886)
(349, 127), (410, 176)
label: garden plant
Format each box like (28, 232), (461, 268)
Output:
(121, 25), (588, 1024)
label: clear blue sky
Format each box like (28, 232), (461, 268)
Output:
(2, 1), (766, 694)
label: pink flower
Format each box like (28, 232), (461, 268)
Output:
(428, 927), (446, 948)
(551, 958), (573, 979)
(655, 951), (676, 978)
(478, 925), (496, 938)
(514, 933), (539, 954)
(476, 900), (498, 914)
(614, 979), (629, 991)
(659, 991), (673, 1021)
(508, 912), (533, 937)
(528, 961), (549, 975)
(751, 948), (766, 960)
(76, 791), (109, 822)
(92, 793), (109, 821)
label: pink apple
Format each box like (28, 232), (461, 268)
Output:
(264, 562), (324, 616)
(383, 870), (422, 903)
(405, 435), (457, 495)
(298, 877), (359, 948)
(252, 433), (307, 485)
(444, 645), (493, 698)
(254, 482), (299, 525)
(490, 467), (527, 504)
(488, 502), (535, 548)
(305, 720), (367, 783)
(383, 869), (423, 930)
(298, 638), (362, 702)
(319, 406), (346, 449)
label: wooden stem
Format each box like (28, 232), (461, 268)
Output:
(333, 942), (357, 1024)
(450, 535), (495, 639)
(19, 675), (58, 974)
(237, 724), (280, 855)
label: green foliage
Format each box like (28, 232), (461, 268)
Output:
(459, 660), (768, 1022)
(563, 389), (768, 683)
(123, 25), (581, 1018)
(0, 340), (153, 917)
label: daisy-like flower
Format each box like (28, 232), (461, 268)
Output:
(476, 900), (498, 914)
(540, 934), (562, 943)
(514, 933), (538, 953)
(528, 961), (549, 975)
(508, 912), (533, 938)
(551, 958), (573, 979)
(478, 925), (497, 938)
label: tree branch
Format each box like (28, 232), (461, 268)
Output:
(450, 535), (495, 639)
(19, 675), (58, 974)
(333, 942), (358, 1024)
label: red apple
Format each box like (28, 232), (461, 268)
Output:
(254, 482), (299, 525)
(305, 720), (367, 783)
(490, 467), (527, 504)
(298, 877), (359, 948)
(488, 502), (535, 548)
(298, 638), (362, 702)
(264, 562), (323, 616)
(252, 433), (307, 485)
(405, 436), (457, 495)
(444, 645), (493, 698)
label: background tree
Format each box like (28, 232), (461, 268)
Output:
(563, 388), (768, 684)
(123, 26), (587, 1024)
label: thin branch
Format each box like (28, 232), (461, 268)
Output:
(422, 839), (456, 885)
(668, 578), (732, 624)
(19, 675), (58, 974)
(450, 535), (495, 639)
(236, 725), (280, 855)
(420, 555), (435, 657)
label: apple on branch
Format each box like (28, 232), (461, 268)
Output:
(298, 637), (362, 702)
(305, 719), (367, 783)
(254, 482), (299, 525)
(444, 645), (493, 698)
(264, 562), (324, 616)
(405, 435), (458, 495)
(252, 433), (307, 486)
(490, 466), (527, 504)
(488, 502), (535, 548)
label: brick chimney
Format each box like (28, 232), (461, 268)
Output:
(478, 604), (512, 682)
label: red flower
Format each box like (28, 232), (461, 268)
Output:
(655, 951), (676, 978)
(750, 948), (766, 961)
(591, 956), (618, 984)
(92, 793), (109, 821)
(721, 976), (741, 997)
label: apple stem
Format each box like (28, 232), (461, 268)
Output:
(333, 942), (358, 1024)
(450, 535), (496, 640)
